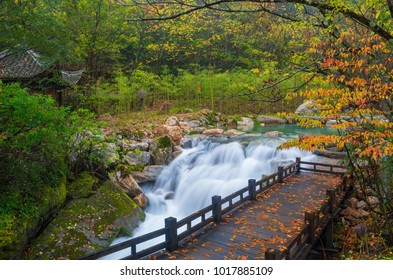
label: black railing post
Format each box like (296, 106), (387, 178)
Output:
(165, 217), (178, 252)
(296, 157), (301, 174)
(278, 166), (284, 183)
(248, 179), (257, 201)
(325, 219), (334, 250)
(305, 212), (316, 244)
(265, 248), (280, 260)
(212, 195), (222, 223)
(261, 175), (267, 190)
(327, 189), (336, 214)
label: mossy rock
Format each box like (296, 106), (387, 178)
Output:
(67, 172), (98, 199)
(0, 178), (67, 259)
(122, 149), (151, 166)
(149, 136), (173, 165)
(24, 181), (145, 260)
(157, 135), (172, 149)
(115, 164), (145, 175)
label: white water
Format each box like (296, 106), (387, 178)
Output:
(105, 136), (316, 259)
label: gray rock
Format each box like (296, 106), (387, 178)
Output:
(357, 209), (370, 219)
(149, 136), (173, 165)
(123, 150), (151, 166)
(367, 196), (380, 207)
(295, 101), (320, 115)
(118, 139), (149, 152)
(24, 181), (144, 260)
(349, 197), (359, 208)
(166, 116), (180, 126)
(202, 128), (224, 136)
(237, 117), (254, 132)
(91, 142), (119, 169)
(131, 165), (165, 183)
(133, 193), (149, 209)
(264, 131), (283, 137)
(314, 149), (346, 159)
(356, 200), (367, 209)
(353, 223), (367, 237)
(257, 115), (286, 124)
(188, 120), (202, 129)
(326, 119), (338, 127)
(199, 116), (210, 126)
(108, 170), (143, 198)
(224, 129), (245, 136)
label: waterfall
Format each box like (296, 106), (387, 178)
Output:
(107, 136), (316, 259)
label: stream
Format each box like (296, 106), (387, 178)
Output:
(103, 130), (321, 259)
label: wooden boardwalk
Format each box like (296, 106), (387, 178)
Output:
(81, 160), (350, 260)
(158, 172), (342, 260)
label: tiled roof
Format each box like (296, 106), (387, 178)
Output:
(0, 49), (46, 80)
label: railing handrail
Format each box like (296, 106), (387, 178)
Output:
(266, 170), (353, 260)
(80, 158), (348, 260)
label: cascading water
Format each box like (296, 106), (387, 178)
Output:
(105, 135), (316, 259)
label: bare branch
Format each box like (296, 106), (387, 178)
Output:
(125, 0), (393, 40)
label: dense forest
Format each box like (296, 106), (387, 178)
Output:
(1, 0), (393, 260)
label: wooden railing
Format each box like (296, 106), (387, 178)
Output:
(80, 158), (349, 260)
(265, 167), (353, 260)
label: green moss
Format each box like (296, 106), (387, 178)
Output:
(67, 172), (98, 199)
(0, 176), (67, 259)
(24, 181), (145, 260)
(0, 214), (16, 248)
(157, 135), (172, 149)
(116, 164), (144, 174)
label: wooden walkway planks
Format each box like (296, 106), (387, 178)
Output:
(158, 172), (342, 260)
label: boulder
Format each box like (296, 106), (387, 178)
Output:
(108, 170), (143, 198)
(295, 101), (320, 115)
(357, 209), (370, 219)
(188, 120), (202, 129)
(356, 200), (367, 210)
(264, 131), (283, 137)
(172, 145), (183, 158)
(133, 193), (149, 209)
(202, 128), (224, 136)
(326, 119), (338, 127)
(166, 116), (180, 126)
(314, 148), (346, 159)
(340, 207), (360, 219)
(167, 125), (183, 145)
(130, 165), (164, 183)
(353, 223), (367, 237)
(24, 181), (144, 260)
(154, 125), (183, 145)
(348, 197), (359, 208)
(123, 150), (151, 166)
(179, 121), (191, 133)
(149, 136), (173, 165)
(118, 139), (149, 152)
(367, 196), (380, 207)
(91, 143), (119, 169)
(67, 172), (97, 199)
(224, 129), (245, 136)
(237, 117), (254, 132)
(199, 116), (210, 126)
(257, 115), (286, 124)
(154, 125), (169, 136)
